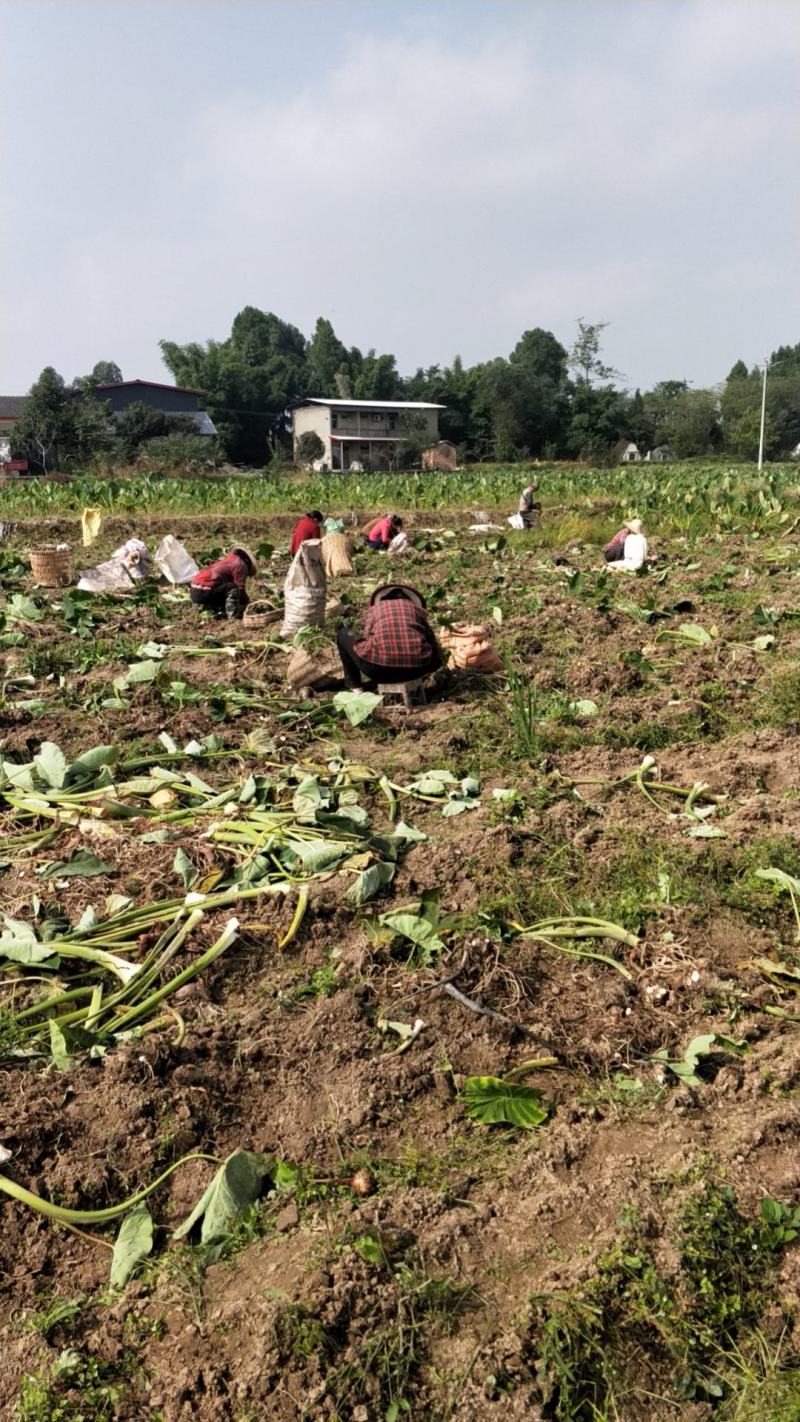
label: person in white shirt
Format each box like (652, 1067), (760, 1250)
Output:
(605, 517), (648, 572)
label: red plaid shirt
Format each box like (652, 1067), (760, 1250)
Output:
(191, 552), (249, 592)
(355, 600), (438, 668)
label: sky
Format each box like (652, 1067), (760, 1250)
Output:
(1, 0), (797, 394)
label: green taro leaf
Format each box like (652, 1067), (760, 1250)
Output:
(34, 742), (68, 789)
(37, 849), (114, 880)
(123, 659), (163, 687)
(346, 861), (395, 907)
(173, 847), (198, 890)
(461, 1075), (548, 1129)
(332, 690), (383, 726)
(49, 1020), (74, 1071)
(173, 1149), (270, 1245)
(7, 593), (43, 622)
(110, 1202), (154, 1289)
(285, 839), (352, 874)
(380, 911), (445, 964)
(0, 916), (57, 965)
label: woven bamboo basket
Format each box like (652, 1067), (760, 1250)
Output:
(242, 600), (282, 630)
(29, 546), (71, 587)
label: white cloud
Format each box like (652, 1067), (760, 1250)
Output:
(2, 0), (798, 390)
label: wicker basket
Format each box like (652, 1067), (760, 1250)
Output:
(242, 600), (282, 630)
(29, 545), (71, 587)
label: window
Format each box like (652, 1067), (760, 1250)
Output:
(331, 413), (338, 430)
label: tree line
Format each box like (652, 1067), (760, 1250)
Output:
(12, 311), (800, 470)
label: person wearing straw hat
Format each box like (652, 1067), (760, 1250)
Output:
(190, 545), (257, 619)
(336, 584), (441, 690)
(603, 518), (648, 571)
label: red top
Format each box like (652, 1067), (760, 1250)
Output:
(354, 599), (438, 669)
(370, 515), (395, 546)
(191, 552), (249, 592)
(290, 516), (321, 556)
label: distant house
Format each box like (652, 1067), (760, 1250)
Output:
(291, 398), (444, 472)
(0, 396), (28, 461)
(645, 446), (675, 463)
(619, 442), (642, 464)
(90, 379), (217, 436)
(422, 440), (458, 472)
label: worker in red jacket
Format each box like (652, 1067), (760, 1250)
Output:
(336, 585), (441, 689)
(190, 547), (256, 619)
(365, 513), (402, 550)
(290, 511), (323, 557)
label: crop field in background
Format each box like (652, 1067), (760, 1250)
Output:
(3, 461), (800, 1420)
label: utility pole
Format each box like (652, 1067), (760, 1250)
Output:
(758, 356), (768, 471)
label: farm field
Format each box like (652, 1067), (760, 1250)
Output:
(4, 463), (800, 1421)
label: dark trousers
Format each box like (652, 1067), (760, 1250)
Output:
(190, 585), (248, 617)
(336, 626), (441, 689)
(366, 537), (387, 551)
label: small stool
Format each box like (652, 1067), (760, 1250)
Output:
(378, 678), (428, 710)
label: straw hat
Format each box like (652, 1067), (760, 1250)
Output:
(370, 584), (426, 610)
(623, 518), (643, 536)
(231, 545), (258, 575)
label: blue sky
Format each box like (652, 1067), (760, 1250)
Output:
(2, 0), (797, 393)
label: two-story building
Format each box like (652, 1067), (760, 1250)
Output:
(292, 398), (444, 471)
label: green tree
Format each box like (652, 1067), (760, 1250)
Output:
(161, 307), (309, 464)
(71, 360), (124, 392)
(568, 319), (620, 387)
(114, 403), (196, 461)
(13, 367), (76, 471)
(295, 430), (325, 466)
(728, 407), (778, 460)
(307, 318), (350, 395)
(658, 389), (721, 457)
(510, 327), (567, 385)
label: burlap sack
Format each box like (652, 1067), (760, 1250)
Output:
(321, 532), (354, 578)
(439, 623), (504, 674)
(286, 644), (341, 689)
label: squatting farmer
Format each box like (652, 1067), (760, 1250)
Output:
(189, 546), (257, 620)
(603, 517), (648, 572)
(336, 584), (442, 690)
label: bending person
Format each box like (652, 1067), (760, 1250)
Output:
(291, 511), (323, 556)
(518, 480), (541, 530)
(337, 585), (442, 689)
(365, 514), (403, 550)
(190, 546), (256, 619)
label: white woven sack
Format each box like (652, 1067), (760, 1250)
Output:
(281, 540), (327, 637)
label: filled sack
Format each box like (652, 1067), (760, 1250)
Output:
(286, 643), (341, 689)
(77, 558), (137, 593)
(321, 532), (354, 578)
(439, 622), (504, 674)
(110, 538), (149, 580)
(154, 535), (199, 585)
(281, 539), (327, 638)
(507, 513), (525, 530)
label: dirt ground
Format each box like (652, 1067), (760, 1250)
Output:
(3, 508), (800, 1420)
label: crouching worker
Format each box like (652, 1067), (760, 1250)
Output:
(290, 510), (323, 556)
(519, 481), (541, 530)
(336, 585), (441, 690)
(365, 514), (403, 550)
(603, 518), (648, 572)
(190, 546), (256, 619)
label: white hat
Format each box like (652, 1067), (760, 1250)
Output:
(623, 518), (643, 536)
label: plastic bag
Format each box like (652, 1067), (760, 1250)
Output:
(323, 517), (345, 534)
(154, 535), (199, 585)
(281, 540), (327, 637)
(387, 532), (409, 556)
(507, 513), (525, 531)
(77, 559), (137, 593)
(81, 507), (103, 547)
(110, 538), (149, 580)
